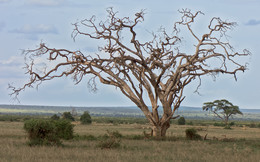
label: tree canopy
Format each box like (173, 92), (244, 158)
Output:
(203, 99), (243, 125)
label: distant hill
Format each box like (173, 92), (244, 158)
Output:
(0, 104), (259, 120)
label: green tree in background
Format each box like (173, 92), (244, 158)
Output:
(62, 112), (75, 121)
(80, 111), (92, 124)
(203, 99), (243, 126)
(178, 116), (186, 125)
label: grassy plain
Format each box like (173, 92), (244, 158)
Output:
(0, 121), (260, 162)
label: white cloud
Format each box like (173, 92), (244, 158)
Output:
(0, 56), (24, 66)
(245, 19), (260, 26)
(0, 56), (25, 79)
(10, 24), (58, 34)
(9, 24), (58, 40)
(26, 0), (65, 6)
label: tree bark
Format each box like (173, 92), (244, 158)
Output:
(224, 117), (229, 126)
(151, 120), (170, 137)
(161, 120), (170, 137)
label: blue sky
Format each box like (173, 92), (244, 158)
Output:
(0, 0), (259, 109)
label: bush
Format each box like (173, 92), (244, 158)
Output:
(50, 114), (60, 120)
(62, 112), (75, 121)
(229, 121), (235, 126)
(185, 128), (202, 140)
(249, 123), (257, 128)
(178, 117), (186, 125)
(24, 119), (60, 146)
(97, 137), (121, 149)
(54, 119), (74, 140)
(224, 125), (232, 129)
(97, 130), (121, 149)
(80, 111), (92, 124)
(213, 122), (226, 127)
(24, 119), (74, 146)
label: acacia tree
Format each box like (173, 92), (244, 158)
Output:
(10, 8), (249, 137)
(203, 99), (243, 126)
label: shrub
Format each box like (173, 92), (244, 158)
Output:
(62, 112), (75, 121)
(249, 123), (257, 128)
(213, 122), (226, 127)
(24, 119), (60, 146)
(51, 114), (60, 120)
(178, 117), (186, 125)
(224, 125), (232, 129)
(229, 121), (235, 126)
(24, 119), (74, 146)
(54, 119), (74, 140)
(97, 130), (121, 149)
(97, 137), (121, 149)
(185, 128), (202, 140)
(80, 111), (92, 124)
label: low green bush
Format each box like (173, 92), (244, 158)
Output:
(24, 119), (60, 146)
(229, 121), (235, 126)
(24, 119), (74, 146)
(50, 114), (60, 120)
(54, 119), (74, 140)
(97, 130), (121, 149)
(224, 125), (232, 129)
(213, 122), (226, 127)
(97, 137), (121, 149)
(248, 123), (257, 128)
(185, 128), (202, 140)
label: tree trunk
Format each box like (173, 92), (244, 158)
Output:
(161, 121), (170, 136)
(151, 120), (170, 137)
(224, 116), (229, 126)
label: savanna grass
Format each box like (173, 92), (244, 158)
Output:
(0, 121), (260, 162)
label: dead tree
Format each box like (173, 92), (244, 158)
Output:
(10, 8), (250, 137)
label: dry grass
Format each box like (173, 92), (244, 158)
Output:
(0, 121), (260, 162)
